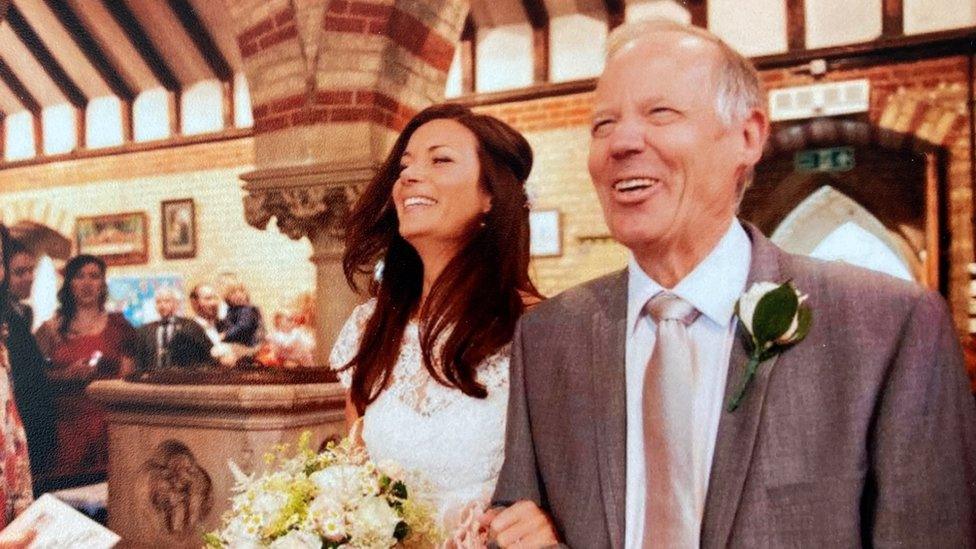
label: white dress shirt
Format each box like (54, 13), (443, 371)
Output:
(193, 315), (222, 345)
(624, 220), (751, 548)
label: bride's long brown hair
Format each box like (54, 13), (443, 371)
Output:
(341, 103), (541, 414)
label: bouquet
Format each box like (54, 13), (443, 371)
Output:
(205, 433), (442, 548)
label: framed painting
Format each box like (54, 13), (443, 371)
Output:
(75, 212), (149, 265)
(161, 198), (197, 259)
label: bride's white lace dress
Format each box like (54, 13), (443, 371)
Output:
(329, 299), (510, 538)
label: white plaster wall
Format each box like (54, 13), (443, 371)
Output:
(904, 0), (976, 34)
(133, 88), (172, 142)
(709, 0), (788, 56)
(87, 96), (124, 149)
(234, 73), (254, 128)
(476, 23), (534, 93)
(806, 0), (882, 48)
(550, 13), (607, 82)
(445, 47), (463, 98)
(5, 111), (35, 161)
(42, 104), (76, 155)
(626, 0), (691, 23)
(182, 80), (224, 136)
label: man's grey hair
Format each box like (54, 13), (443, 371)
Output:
(155, 286), (183, 301)
(606, 18), (766, 199)
(606, 18), (766, 127)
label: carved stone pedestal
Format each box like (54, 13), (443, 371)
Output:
(88, 379), (346, 548)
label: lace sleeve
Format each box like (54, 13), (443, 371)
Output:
(328, 300), (377, 389)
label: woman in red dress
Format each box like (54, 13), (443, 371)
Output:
(35, 255), (137, 489)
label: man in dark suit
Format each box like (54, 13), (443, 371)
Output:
(7, 239), (36, 330)
(488, 19), (976, 548)
(137, 287), (214, 370)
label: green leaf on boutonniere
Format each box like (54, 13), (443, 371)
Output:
(751, 283), (798, 346)
(728, 280), (812, 412)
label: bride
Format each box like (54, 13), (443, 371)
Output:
(330, 103), (541, 543)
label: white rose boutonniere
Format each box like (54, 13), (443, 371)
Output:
(728, 281), (812, 412)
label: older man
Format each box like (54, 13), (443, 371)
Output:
(137, 287), (213, 370)
(489, 19), (976, 548)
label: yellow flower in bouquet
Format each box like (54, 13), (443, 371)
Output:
(205, 432), (442, 548)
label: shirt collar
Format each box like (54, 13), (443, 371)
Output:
(628, 219), (751, 331)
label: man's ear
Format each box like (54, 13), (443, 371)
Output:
(740, 108), (770, 166)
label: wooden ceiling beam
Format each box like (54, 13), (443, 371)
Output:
(685, 0), (707, 28)
(522, 0), (549, 83)
(45, 0), (135, 102)
(102, 0), (180, 91)
(882, 0), (904, 37)
(603, 0), (625, 30)
(0, 56), (40, 113)
(460, 13), (475, 94)
(6, 3), (86, 107)
(166, 0), (233, 82)
(787, 0), (806, 51)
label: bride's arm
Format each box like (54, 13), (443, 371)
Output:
(344, 392), (359, 430)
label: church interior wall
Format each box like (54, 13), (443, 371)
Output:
(0, 136), (315, 324)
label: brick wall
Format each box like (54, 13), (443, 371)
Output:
(0, 137), (315, 322)
(475, 55), (975, 336)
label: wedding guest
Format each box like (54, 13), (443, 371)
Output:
(136, 287), (213, 370)
(489, 19), (976, 547)
(188, 283), (223, 345)
(0, 235), (54, 486)
(263, 308), (315, 367)
(221, 282), (263, 347)
(189, 283), (234, 367)
(330, 103), (542, 538)
(6, 240), (36, 330)
(0, 225), (33, 529)
(35, 255), (137, 487)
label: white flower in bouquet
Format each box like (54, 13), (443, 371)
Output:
(221, 514), (263, 549)
(205, 432), (442, 548)
(309, 464), (364, 505)
(268, 530), (322, 549)
(349, 496), (402, 546)
(307, 495), (345, 540)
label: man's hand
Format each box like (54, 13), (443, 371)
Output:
(481, 501), (559, 548)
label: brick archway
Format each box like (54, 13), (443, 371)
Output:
(0, 199), (74, 258)
(750, 83), (971, 330)
(221, 0), (470, 355)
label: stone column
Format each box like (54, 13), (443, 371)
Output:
(227, 0), (468, 362)
(241, 161), (376, 362)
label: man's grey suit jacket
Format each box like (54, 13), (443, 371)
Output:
(493, 222), (976, 548)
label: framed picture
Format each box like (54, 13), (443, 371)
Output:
(529, 209), (562, 257)
(161, 199), (197, 259)
(75, 212), (149, 265)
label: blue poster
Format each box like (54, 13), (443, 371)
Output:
(106, 274), (186, 328)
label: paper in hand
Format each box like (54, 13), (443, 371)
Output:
(0, 493), (120, 548)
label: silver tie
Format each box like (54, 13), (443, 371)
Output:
(643, 292), (701, 548)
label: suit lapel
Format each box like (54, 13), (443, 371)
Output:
(589, 270), (628, 549)
(701, 223), (786, 548)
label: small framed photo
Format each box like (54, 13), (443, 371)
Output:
(529, 209), (562, 257)
(75, 212), (149, 265)
(161, 199), (197, 260)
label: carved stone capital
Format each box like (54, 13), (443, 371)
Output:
(240, 162), (378, 241)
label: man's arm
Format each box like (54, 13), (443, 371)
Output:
(492, 320), (543, 507)
(869, 290), (976, 546)
(489, 320), (562, 547)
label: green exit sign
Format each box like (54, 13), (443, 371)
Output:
(795, 147), (855, 173)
